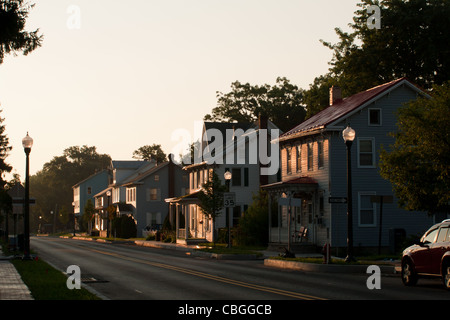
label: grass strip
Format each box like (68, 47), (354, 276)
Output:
(11, 258), (100, 300)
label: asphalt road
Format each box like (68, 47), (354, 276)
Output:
(30, 236), (449, 304)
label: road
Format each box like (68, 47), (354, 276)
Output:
(30, 236), (449, 303)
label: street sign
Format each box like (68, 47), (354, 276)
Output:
(328, 197), (347, 204)
(224, 192), (236, 207)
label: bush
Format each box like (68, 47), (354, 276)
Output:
(112, 215), (137, 239)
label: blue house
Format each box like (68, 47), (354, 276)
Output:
(72, 169), (111, 220)
(120, 155), (188, 237)
(263, 78), (435, 255)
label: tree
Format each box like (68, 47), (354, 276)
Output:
(0, 110), (12, 189)
(205, 77), (306, 132)
(303, 0), (450, 117)
(81, 199), (95, 234)
(132, 144), (167, 164)
(235, 190), (272, 247)
(197, 170), (227, 245)
(30, 146), (111, 232)
(379, 81), (450, 215)
(0, 0), (43, 64)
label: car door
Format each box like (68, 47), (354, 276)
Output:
(430, 226), (449, 275)
(413, 228), (438, 274)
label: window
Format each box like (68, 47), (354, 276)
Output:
(127, 188), (136, 202)
(244, 168), (249, 187)
(232, 168), (241, 187)
(296, 145), (302, 172)
(359, 192), (376, 227)
(422, 228), (438, 244)
(154, 175), (159, 182)
(307, 143), (313, 171)
(368, 108), (382, 126)
(147, 188), (160, 201)
(318, 140), (324, 169)
(87, 187), (92, 195)
(358, 138), (375, 167)
(437, 227), (449, 243)
(286, 147), (292, 174)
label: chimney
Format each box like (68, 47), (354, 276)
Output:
(258, 113), (268, 130)
(329, 86), (342, 106)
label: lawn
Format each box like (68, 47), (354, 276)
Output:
(11, 258), (100, 300)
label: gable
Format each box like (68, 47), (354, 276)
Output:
(279, 78), (427, 142)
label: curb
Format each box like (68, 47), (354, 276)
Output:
(264, 258), (399, 274)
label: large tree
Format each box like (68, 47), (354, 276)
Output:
(303, 0), (450, 117)
(0, 0), (43, 64)
(30, 146), (111, 232)
(379, 81), (450, 215)
(132, 144), (167, 164)
(205, 77), (306, 133)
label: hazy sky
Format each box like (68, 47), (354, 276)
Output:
(0, 0), (359, 178)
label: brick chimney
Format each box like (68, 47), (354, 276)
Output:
(329, 86), (342, 106)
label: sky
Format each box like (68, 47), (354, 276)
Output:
(0, 0), (359, 179)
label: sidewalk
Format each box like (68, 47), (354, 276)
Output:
(0, 249), (34, 300)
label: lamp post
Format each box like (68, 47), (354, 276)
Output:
(224, 170), (232, 248)
(342, 126), (356, 263)
(22, 132), (33, 260)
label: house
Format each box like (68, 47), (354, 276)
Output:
(72, 169), (111, 221)
(165, 117), (281, 244)
(92, 160), (153, 236)
(120, 155), (188, 237)
(262, 78), (434, 255)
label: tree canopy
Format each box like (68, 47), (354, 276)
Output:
(204, 77), (306, 133)
(0, 0), (43, 64)
(379, 81), (450, 215)
(304, 0), (450, 116)
(132, 144), (167, 164)
(30, 146), (111, 231)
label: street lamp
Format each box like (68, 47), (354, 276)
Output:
(342, 126), (356, 262)
(22, 132), (33, 260)
(224, 171), (232, 248)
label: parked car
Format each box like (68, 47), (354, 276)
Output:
(401, 219), (450, 290)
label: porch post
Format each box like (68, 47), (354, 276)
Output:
(184, 204), (189, 241)
(176, 204), (179, 238)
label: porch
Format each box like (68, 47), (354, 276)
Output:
(165, 190), (209, 244)
(262, 176), (320, 253)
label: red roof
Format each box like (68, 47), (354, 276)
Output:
(280, 78), (410, 141)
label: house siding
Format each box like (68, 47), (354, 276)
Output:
(329, 84), (432, 249)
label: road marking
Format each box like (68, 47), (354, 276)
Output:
(88, 247), (327, 300)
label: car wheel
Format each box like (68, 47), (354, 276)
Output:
(401, 260), (418, 286)
(443, 264), (450, 290)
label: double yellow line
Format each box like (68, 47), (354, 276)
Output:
(89, 247), (327, 300)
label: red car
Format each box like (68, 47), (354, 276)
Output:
(401, 219), (450, 290)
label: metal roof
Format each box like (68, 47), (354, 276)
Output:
(279, 78), (417, 141)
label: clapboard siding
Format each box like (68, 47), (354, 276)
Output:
(329, 84), (432, 248)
